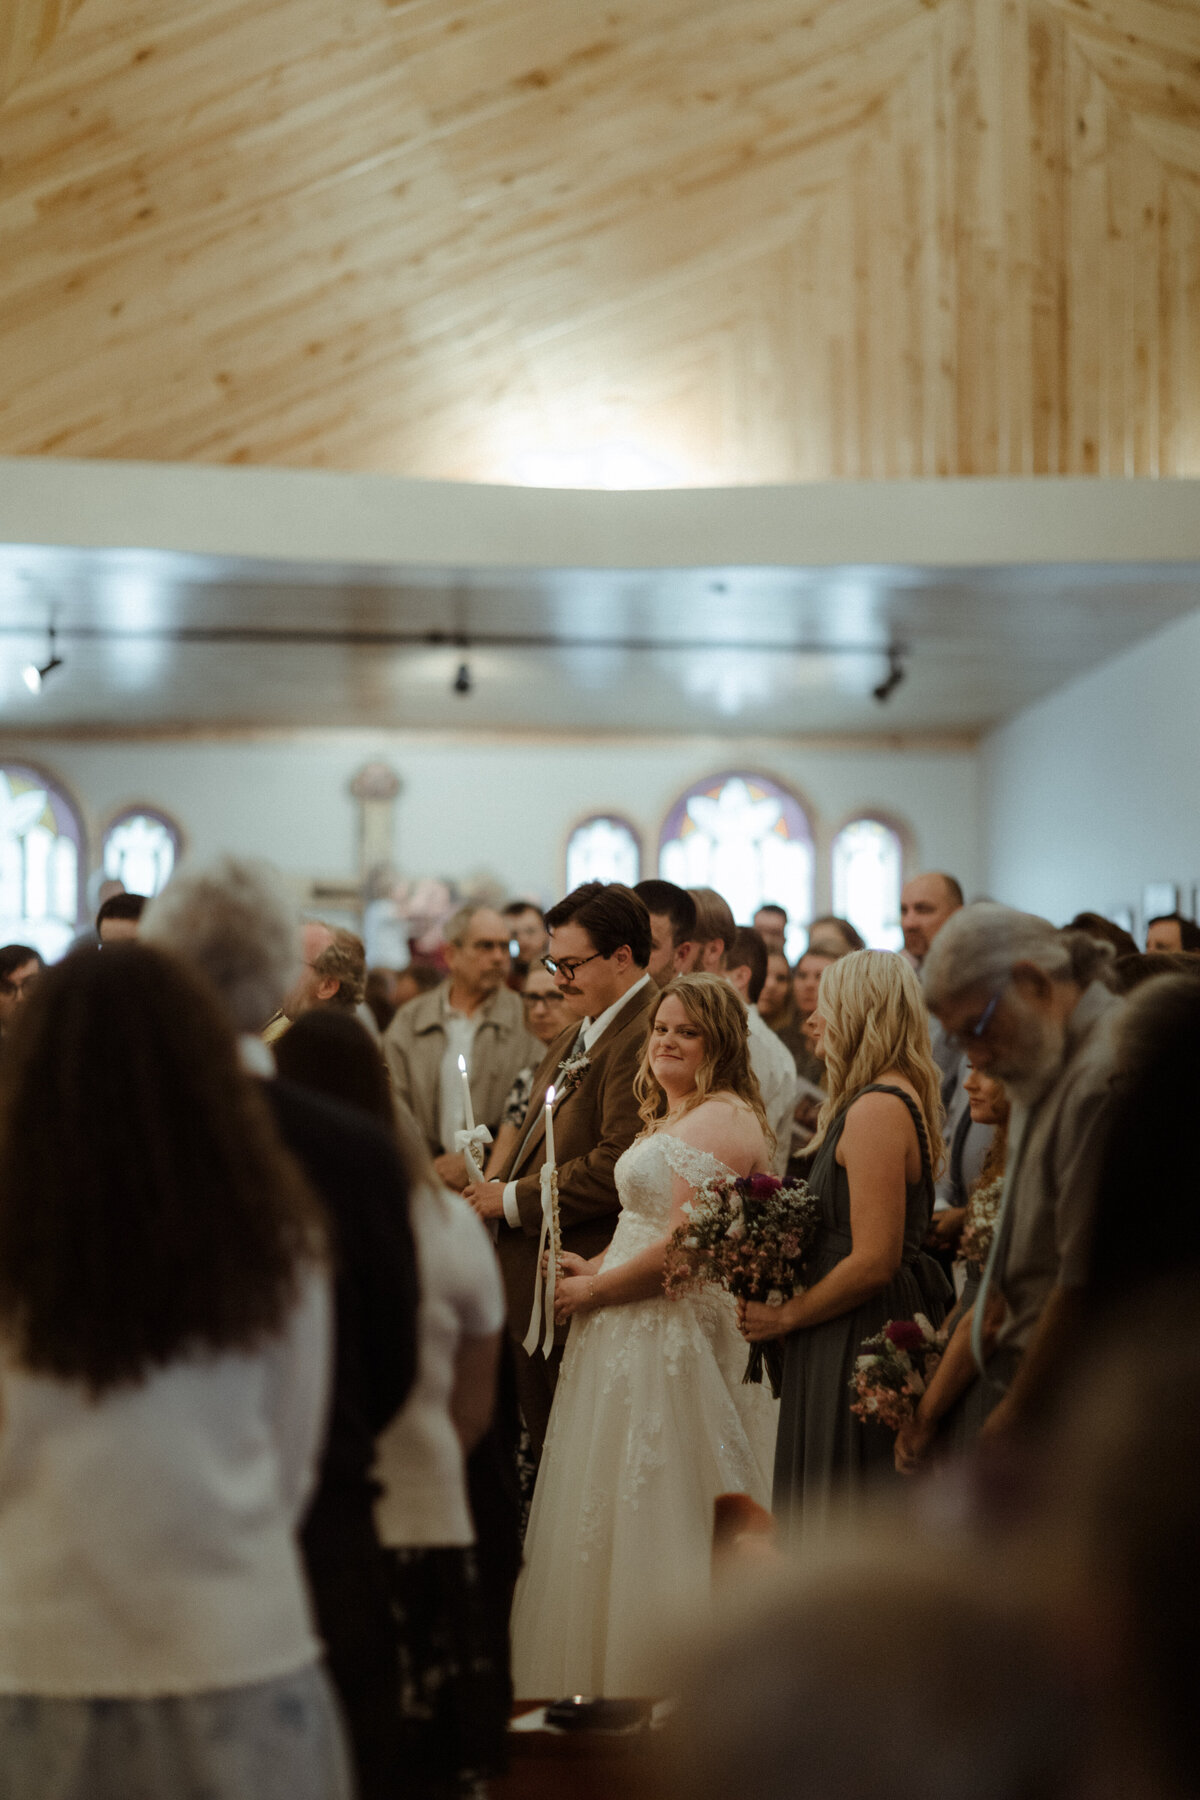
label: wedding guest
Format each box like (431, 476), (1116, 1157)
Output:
(1111, 949), (1200, 993)
(900, 872), (964, 971)
(634, 878), (698, 987)
(263, 921), (367, 1043)
(687, 886), (737, 972)
(383, 906), (540, 1192)
(725, 926), (798, 1177)
(1146, 910), (1200, 952)
(484, 961), (573, 1178)
(753, 903), (788, 953)
(756, 949), (795, 1037)
(914, 906), (1122, 1446)
(502, 899), (548, 982)
(275, 1011), (511, 1799)
(144, 861), (420, 1800)
(510, 976), (778, 1698)
(365, 965), (402, 1034)
(0, 944), (42, 1039)
(789, 947), (839, 1083)
(96, 889), (146, 941)
(392, 961), (445, 1008)
(739, 950), (950, 1536)
(1067, 911), (1138, 960)
(0, 945), (350, 1800)
(463, 883), (656, 1455)
(806, 914), (865, 955)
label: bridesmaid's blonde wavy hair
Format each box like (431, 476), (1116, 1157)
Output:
(633, 973), (772, 1149)
(808, 951), (945, 1174)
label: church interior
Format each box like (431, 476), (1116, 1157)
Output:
(2, 0), (1200, 945)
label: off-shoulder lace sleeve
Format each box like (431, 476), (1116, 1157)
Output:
(656, 1133), (736, 1191)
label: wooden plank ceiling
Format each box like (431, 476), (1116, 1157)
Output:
(2, 0), (1200, 483)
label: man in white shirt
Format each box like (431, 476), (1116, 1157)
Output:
(725, 925), (800, 1178)
(464, 882), (656, 1452)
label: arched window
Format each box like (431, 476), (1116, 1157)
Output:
(102, 808), (181, 898)
(832, 817), (904, 951)
(566, 816), (641, 890)
(659, 772), (814, 952)
(0, 763), (84, 961)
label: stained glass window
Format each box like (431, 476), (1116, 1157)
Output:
(832, 818), (904, 951)
(566, 816), (641, 890)
(0, 764), (84, 961)
(102, 809), (180, 899)
(659, 773), (813, 955)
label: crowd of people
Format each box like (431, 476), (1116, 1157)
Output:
(0, 865), (1196, 1800)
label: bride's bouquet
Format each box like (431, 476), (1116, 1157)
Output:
(664, 1171), (819, 1394)
(848, 1315), (946, 1431)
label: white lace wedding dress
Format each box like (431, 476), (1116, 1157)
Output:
(510, 1131), (779, 1698)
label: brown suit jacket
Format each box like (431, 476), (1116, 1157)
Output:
(495, 977), (657, 1342)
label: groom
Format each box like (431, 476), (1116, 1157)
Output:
(465, 882), (655, 1454)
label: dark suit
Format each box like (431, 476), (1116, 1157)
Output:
(261, 1077), (419, 1800)
(495, 978), (656, 1451)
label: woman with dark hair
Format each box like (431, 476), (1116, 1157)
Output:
(0, 945), (348, 1800)
(510, 973), (778, 1698)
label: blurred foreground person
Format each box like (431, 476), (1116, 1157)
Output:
(0, 944), (42, 1040)
(659, 1546), (1099, 1800)
(1084, 976), (1200, 1321)
(146, 860), (419, 1800)
(0, 946), (350, 1800)
(1040, 1279), (1200, 1800)
(277, 1007), (512, 1799)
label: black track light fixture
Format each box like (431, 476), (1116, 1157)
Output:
(872, 646), (905, 705)
(22, 625), (63, 696)
(453, 661), (472, 697)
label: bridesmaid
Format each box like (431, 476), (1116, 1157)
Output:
(739, 951), (951, 1537)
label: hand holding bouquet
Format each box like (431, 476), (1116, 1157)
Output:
(664, 1171), (819, 1393)
(849, 1314), (946, 1431)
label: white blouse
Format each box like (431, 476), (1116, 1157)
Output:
(0, 1268), (330, 1698)
(373, 1185), (505, 1549)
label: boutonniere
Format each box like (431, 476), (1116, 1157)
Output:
(555, 1051), (591, 1096)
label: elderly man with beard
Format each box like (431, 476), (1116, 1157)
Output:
(894, 905), (1123, 1465)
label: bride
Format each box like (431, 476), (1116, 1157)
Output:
(511, 973), (779, 1698)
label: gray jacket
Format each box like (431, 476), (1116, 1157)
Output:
(383, 980), (541, 1156)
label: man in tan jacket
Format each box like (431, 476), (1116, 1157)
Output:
(383, 904), (541, 1190)
(465, 883), (656, 1454)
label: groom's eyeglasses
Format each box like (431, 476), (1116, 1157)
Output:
(541, 950), (605, 981)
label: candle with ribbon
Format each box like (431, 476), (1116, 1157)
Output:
(523, 1082), (561, 1360)
(454, 1052), (491, 1185)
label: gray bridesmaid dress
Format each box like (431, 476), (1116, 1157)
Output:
(772, 1083), (952, 1536)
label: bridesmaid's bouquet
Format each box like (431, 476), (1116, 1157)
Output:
(664, 1171), (819, 1394)
(957, 1175), (1004, 1274)
(849, 1315), (946, 1431)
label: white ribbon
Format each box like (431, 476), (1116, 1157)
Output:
(522, 1162), (560, 1360)
(454, 1123), (493, 1185)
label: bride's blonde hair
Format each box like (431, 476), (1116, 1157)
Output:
(809, 951), (945, 1174)
(633, 973), (772, 1147)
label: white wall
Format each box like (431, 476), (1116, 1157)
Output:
(984, 606), (1200, 925)
(10, 730), (981, 915)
